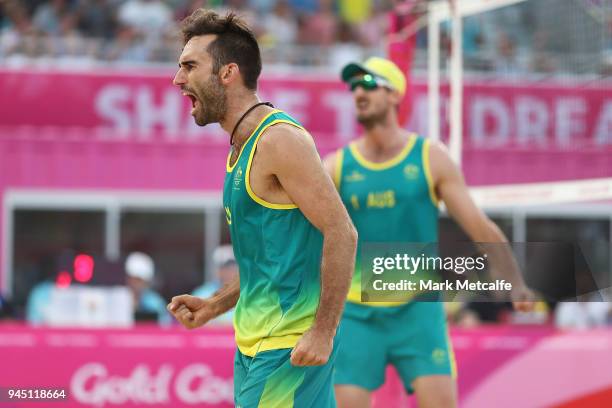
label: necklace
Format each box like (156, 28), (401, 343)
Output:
(230, 101), (274, 146)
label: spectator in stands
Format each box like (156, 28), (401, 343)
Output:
(461, 16), (492, 71)
(261, 0), (297, 47)
(453, 302), (514, 327)
(510, 301), (550, 324)
(32, 0), (73, 35)
(462, 16), (485, 59)
(329, 22), (363, 72)
(148, 25), (181, 62)
(448, 304), (482, 328)
(50, 12), (87, 59)
(1, 0), (606, 74)
(603, 53), (612, 77)
(192, 245), (238, 325)
(224, 1), (259, 31)
(450, 300), (551, 327)
(298, 0), (337, 46)
(493, 31), (525, 75)
(0, 2), (32, 59)
(226, 0), (248, 10)
(529, 30), (556, 74)
(556, 300), (612, 330)
(105, 25), (150, 62)
(176, 0), (209, 21)
(599, 14), (612, 76)
(257, 0), (298, 63)
(338, 0), (371, 26)
(8, 0), (39, 17)
(75, 0), (117, 40)
(117, 0), (174, 39)
(26, 273), (56, 325)
(125, 252), (171, 325)
(352, 0), (387, 48)
(608, 13), (612, 51)
(248, 0), (276, 15)
(288, 0), (319, 15)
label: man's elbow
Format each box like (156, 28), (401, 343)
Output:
(349, 223), (358, 277)
(344, 219), (358, 250)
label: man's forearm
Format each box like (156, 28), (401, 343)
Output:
(475, 223), (526, 288)
(486, 243), (524, 285)
(312, 221), (357, 335)
(209, 277), (240, 317)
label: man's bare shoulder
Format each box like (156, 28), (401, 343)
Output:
(252, 123), (320, 175)
(426, 139), (463, 185)
(256, 122), (316, 153)
(428, 139), (451, 162)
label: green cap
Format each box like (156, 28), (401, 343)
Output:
(341, 57), (407, 96)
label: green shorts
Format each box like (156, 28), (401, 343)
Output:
(234, 340), (339, 408)
(334, 301), (455, 394)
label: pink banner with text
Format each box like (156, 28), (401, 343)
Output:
(1, 69), (610, 149)
(0, 325), (611, 407)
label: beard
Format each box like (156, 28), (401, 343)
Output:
(192, 75), (227, 127)
(356, 106), (388, 129)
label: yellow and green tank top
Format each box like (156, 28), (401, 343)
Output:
(335, 134), (439, 307)
(223, 110), (323, 357)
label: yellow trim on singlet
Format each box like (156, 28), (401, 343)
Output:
(334, 149), (344, 189)
(348, 133), (417, 171)
(422, 138), (440, 207)
(346, 294), (409, 308)
(245, 120), (307, 210)
(226, 110), (281, 172)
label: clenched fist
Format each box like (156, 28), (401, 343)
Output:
(290, 328), (334, 366)
(167, 295), (218, 329)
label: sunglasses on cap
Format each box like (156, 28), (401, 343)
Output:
(348, 74), (391, 92)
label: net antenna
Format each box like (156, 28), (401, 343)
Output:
(427, 0), (529, 166)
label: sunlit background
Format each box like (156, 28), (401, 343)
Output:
(0, 0), (611, 407)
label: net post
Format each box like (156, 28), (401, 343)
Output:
(449, 0), (463, 166)
(428, 2), (441, 143)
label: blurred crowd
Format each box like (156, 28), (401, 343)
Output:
(0, 0), (392, 68)
(446, 299), (612, 330)
(0, 246), (239, 327)
(0, 244), (610, 331)
(0, 0), (610, 75)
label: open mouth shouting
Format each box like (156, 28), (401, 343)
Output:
(182, 90), (199, 114)
(356, 97), (370, 111)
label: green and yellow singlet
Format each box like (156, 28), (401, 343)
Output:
(335, 134), (439, 306)
(223, 110), (323, 357)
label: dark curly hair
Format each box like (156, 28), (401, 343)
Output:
(180, 9), (262, 90)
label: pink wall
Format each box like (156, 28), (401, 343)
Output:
(2, 68), (610, 190)
(1, 324), (611, 407)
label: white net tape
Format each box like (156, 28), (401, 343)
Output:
(470, 177), (612, 208)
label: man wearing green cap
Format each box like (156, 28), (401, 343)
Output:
(325, 57), (534, 407)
